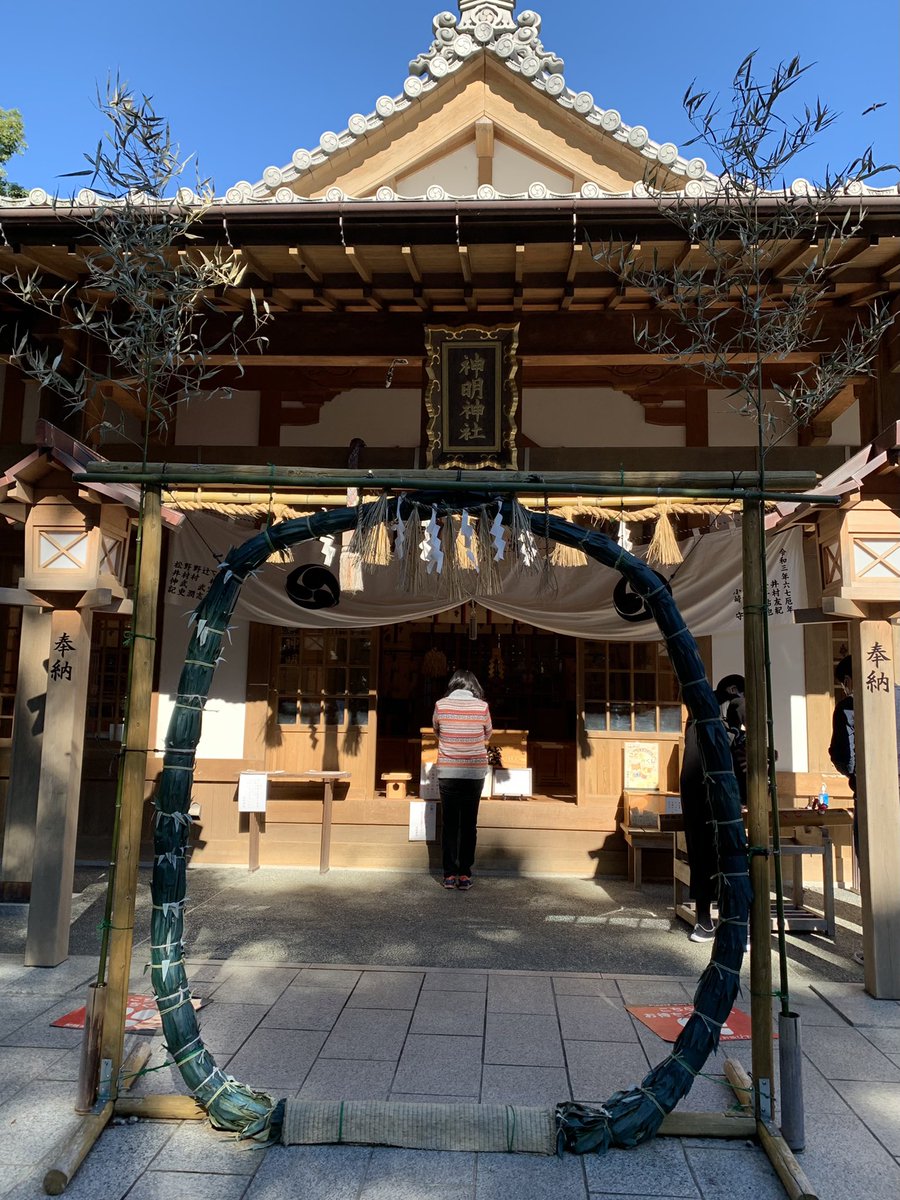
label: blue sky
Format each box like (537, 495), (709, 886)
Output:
(2, 0), (897, 193)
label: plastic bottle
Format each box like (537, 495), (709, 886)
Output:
(818, 782), (829, 811)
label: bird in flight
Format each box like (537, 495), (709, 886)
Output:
(862, 102), (886, 115)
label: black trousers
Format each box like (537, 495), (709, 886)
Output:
(439, 776), (483, 877)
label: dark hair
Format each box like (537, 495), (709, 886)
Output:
(835, 655), (852, 685)
(444, 670), (485, 700)
(714, 674), (745, 703)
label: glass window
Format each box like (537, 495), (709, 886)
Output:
(86, 614), (130, 739)
(276, 628), (373, 728)
(582, 640), (680, 734)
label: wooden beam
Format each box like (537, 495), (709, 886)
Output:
(458, 245), (477, 312)
(18, 246), (84, 284)
(288, 246), (323, 284)
(475, 117), (494, 188)
(0, 363), (25, 444)
(514, 244), (525, 311)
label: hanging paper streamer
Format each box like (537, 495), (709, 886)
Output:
(320, 535), (338, 567)
(509, 498), (539, 572)
(490, 503), (506, 563)
(421, 506), (444, 576)
(339, 549), (363, 594)
(393, 497), (406, 562)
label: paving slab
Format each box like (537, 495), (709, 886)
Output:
(803, 1024), (900, 1083)
(564, 1041), (650, 1105)
(423, 970), (487, 993)
(295, 967), (361, 990)
(0, 1047), (69, 1107)
(838, 1080), (900, 1154)
(0, 994), (66, 1042)
(392, 1034), (483, 1096)
(149, 1120), (262, 1174)
(244, 1144), (371, 1200)
(485, 1012), (564, 1067)
(124, 1171), (252, 1200)
(487, 974), (556, 1015)
(196, 1001), (269, 1054)
(409, 988), (486, 1036)
(361, 1148), (475, 1199)
(261, 987), (349, 1031)
(799, 1107), (900, 1200)
(615, 979), (695, 1005)
(475, 1150), (587, 1200)
(481, 1065), (570, 1104)
(0, 1081), (84, 1168)
(557, 994), (639, 1042)
(320, 1008), (412, 1061)
(0, 956), (97, 996)
(205, 967), (297, 1005)
(225, 1028), (328, 1091)
(298, 1058), (397, 1101)
(552, 976), (620, 997)
(812, 982), (900, 1027)
(583, 1137), (699, 1197)
(683, 1144), (784, 1199)
(348, 971), (424, 1010)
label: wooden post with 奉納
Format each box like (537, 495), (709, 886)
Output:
(98, 486), (163, 1098)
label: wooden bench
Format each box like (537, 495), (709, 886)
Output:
(381, 772), (412, 799)
(620, 824), (674, 889)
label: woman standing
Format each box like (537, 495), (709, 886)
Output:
(432, 670), (493, 890)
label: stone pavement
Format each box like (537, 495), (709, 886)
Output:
(0, 869), (898, 1199)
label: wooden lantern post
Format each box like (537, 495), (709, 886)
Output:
(0, 466), (133, 966)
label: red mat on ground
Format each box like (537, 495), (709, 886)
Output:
(627, 1003), (757, 1042)
(51, 994), (202, 1032)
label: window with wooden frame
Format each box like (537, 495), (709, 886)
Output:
(86, 613), (130, 739)
(583, 640), (681, 734)
(276, 628), (373, 728)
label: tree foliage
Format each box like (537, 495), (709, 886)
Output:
(0, 79), (268, 442)
(0, 107), (27, 198)
(599, 52), (895, 451)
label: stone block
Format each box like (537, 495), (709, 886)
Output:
(226, 1028), (328, 1090)
(798, 1107), (900, 1200)
(244, 1144), (371, 1200)
(205, 967), (297, 1006)
(682, 1145), (784, 1198)
(839, 1080), (900, 1153)
(262, 988), (349, 1031)
(584, 1136), (699, 1197)
(423, 971), (487, 993)
(361, 1148), (475, 1198)
(150, 1121), (261, 1175)
(474, 1150), (587, 1200)
(197, 1002), (269, 1054)
(320, 1009), (412, 1061)
(803, 1024), (900, 1083)
(557, 994), (637, 1042)
(484, 1014), (563, 1067)
(296, 968), (361, 991)
(551, 976), (619, 997)
(392, 1034), (483, 1096)
(487, 975), (555, 1015)
(410, 990), (486, 1037)
(348, 972), (424, 1010)
(564, 1040), (650, 1105)
(480, 1065), (570, 1104)
(299, 1059), (396, 1101)
(812, 983), (900, 1027)
(126, 1172), (250, 1200)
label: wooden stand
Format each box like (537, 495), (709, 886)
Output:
(266, 772), (350, 874)
(620, 824), (673, 889)
(382, 772), (412, 799)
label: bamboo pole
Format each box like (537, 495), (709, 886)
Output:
(41, 1103), (114, 1195)
(75, 463), (835, 506)
(98, 486), (163, 1101)
(743, 499), (776, 1122)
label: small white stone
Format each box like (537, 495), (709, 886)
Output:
(545, 74), (566, 96)
(495, 34), (515, 58)
(684, 179), (707, 198)
(426, 184), (447, 200)
(325, 186), (345, 202)
(657, 142), (678, 165)
(580, 181), (602, 199)
(275, 187), (295, 204)
(225, 186), (245, 205)
(348, 113), (368, 136)
(403, 76), (424, 99)
(28, 187), (48, 205)
(292, 149), (312, 171)
(376, 95), (396, 117)
(627, 125), (649, 148)
(262, 166), (283, 188)
(600, 109), (622, 132)
(632, 180), (650, 198)
(477, 183), (498, 199)
(77, 188), (98, 206)
(319, 132), (340, 154)
(376, 186), (396, 201)
(528, 181), (549, 199)
(573, 91), (594, 114)
(520, 55), (541, 78)
(686, 157), (707, 179)
(430, 54), (450, 76)
(790, 178), (812, 197)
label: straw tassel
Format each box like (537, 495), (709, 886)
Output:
(349, 492), (392, 571)
(476, 508), (502, 595)
(339, 549), (364, 594)
(645, 502), (683, 567)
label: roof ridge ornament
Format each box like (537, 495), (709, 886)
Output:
(457, 1), (517, 32)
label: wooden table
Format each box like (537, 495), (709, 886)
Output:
(249, 771), (350, 874)
(620, 824), (675, 889)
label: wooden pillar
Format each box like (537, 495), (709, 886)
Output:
(801, 533), (835, 776)
(24, 607), (94, 966)
(850, 615), (900, 998)
(742, 500), (775, 1119)
(100, 486), (162, 1095)
(0, 606), (51, 900)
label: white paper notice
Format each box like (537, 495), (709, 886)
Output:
(238, 772), (268, 813)
(409, 800), (437, 842)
